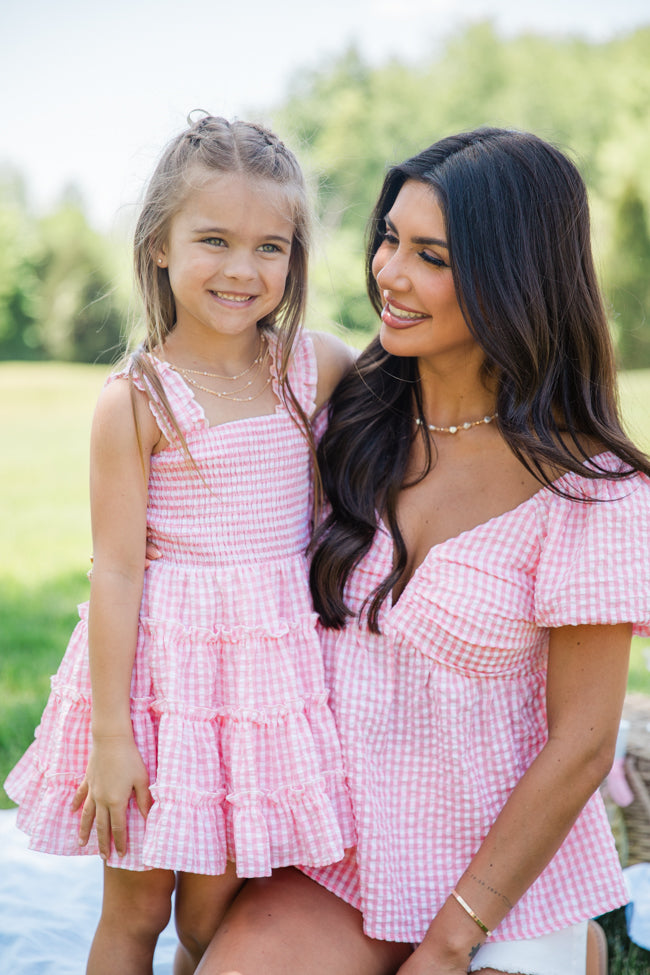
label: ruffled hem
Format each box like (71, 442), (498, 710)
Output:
(143, 773), (354, 876)
(5, 659), (356, 875)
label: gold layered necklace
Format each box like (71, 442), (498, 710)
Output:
(169, 336), (272, 402)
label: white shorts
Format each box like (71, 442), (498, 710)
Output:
(468, 920), (588, 975)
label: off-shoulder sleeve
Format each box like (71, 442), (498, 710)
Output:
(535, 470), (650, 636)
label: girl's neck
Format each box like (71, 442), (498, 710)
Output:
(162, 326), (266, 378)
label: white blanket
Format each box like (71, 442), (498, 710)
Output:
(0, 810), (176, 973)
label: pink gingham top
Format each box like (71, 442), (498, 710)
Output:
(303, 454), (650, 943)
(6, 331), (354, 876)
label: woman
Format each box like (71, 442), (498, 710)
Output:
(197, 127), (650, 974)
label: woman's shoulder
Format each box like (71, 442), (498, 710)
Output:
(534, 452), (650, 631)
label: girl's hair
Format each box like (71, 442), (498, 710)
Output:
(310, 126), (650, 632)
(123, 114), (313, 461)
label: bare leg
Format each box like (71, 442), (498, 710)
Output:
(586, 921), (607, 975)
(196, 867), (412, 975)
(173, 863), (245, 975)
(86, 865), (175, 975)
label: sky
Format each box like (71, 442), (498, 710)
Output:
(1, 0), (649, 231)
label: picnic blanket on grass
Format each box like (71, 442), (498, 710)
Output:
(0, 809), (176, 973)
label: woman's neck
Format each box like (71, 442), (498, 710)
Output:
(417, 359), (496, 430)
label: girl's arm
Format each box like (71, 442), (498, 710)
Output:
(399, 621), (631, 974)
(309, 331), (357, 412)
(74, 377), (160, 860)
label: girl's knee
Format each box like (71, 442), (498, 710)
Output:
(175, 868), (244, 963)
(103, 866), (175, 941)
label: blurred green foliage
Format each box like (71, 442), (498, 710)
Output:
(1, 23), (649, 365)
(274, 24), (650, 359)
(0, 172), (129, 364)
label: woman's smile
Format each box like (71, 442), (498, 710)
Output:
(381, 295), (429, 328)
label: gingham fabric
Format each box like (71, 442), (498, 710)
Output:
(5, 331), (355, 877)
(302, 455), (650, 943)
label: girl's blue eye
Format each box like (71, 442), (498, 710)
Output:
(259, 243), (281, 253)
(203, 237), (226, 247)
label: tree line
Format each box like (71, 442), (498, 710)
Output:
(2, 22), (649, 367)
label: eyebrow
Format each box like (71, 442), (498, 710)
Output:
(193, 226), (292, 246)
(384, 215), (448, 250)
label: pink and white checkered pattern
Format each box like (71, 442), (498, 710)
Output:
(6, 332), (355, 877)
(303, 455), (650, 943)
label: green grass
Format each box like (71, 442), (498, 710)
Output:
(3, 361), (650, 971)
(1, 361), (107, 800)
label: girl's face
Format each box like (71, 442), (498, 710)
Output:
(157, 170), (294, 343)
(372, 180), (481, 371)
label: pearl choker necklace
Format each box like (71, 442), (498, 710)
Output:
(415, 413), (497, 435)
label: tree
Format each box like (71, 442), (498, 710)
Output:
(32, 195), (127, 364)
(606, 181), (650, 369)
(0, 170), (40, 359)
(270, 25), (650, 336)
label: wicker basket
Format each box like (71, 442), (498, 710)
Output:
(615, 694), (650, 865)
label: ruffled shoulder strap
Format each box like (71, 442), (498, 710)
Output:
(267, 330), (317, 418)
(105, 354), (207, 444)
(534, 452), (650, 636)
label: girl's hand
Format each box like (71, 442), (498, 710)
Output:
(71, 735), (153, 859)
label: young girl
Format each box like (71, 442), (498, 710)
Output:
(4, 114), (355, 975)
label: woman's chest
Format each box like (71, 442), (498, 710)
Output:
(394, 441), (543, 602)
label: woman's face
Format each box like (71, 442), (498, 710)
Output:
(372, 180), (481, 370)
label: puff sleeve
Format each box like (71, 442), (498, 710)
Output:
(535, 468), (650, 636)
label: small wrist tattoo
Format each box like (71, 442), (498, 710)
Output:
(469, 872), (513, 911)
(468, 942), (481, 961)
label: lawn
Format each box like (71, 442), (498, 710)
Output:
(3, 360), (650, 970)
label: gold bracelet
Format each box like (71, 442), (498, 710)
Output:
(451, 889), (492, 937)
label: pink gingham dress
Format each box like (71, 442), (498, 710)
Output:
(5, 331), (355, 877)
(303, 454), (650, 943)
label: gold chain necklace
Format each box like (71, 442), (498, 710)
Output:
(415, 413), (498, 435)
(178, 371), (273, 403)
(168, 340), (272, 402)
(171, 337), (267, 381)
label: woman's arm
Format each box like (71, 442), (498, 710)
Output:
(401, 621), (631, 974)
(74, 378), (160, 859)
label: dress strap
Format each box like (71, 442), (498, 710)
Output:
(267, 330), (317, 418)
(106, 354), (208, 444)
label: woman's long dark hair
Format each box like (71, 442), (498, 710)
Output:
(311, 127), (650, 632)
